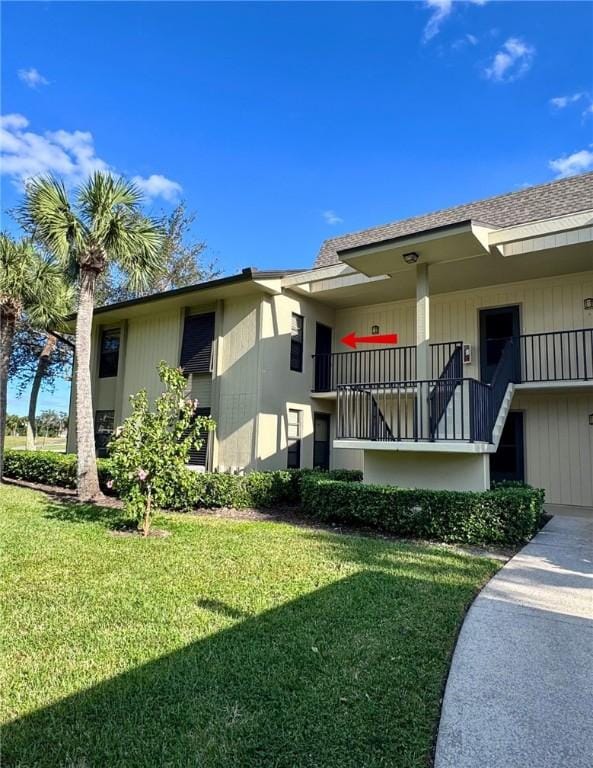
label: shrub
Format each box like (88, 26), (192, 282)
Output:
(108, 362), (215, 535)
(301, 478), (545, 546)
(3, 449), (112, 492)
(2, 448), (362, 512)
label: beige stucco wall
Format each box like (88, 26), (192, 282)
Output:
(254, 292), (336, 471)
(214, 295), (261, 471)
(512, 390), (593, 507)
(363, 450), (490, 491)
(121, 309), (184, 418)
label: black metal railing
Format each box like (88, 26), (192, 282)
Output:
(429, 345), (463, 438)
(518, 328), (592, 382)
(313, 345), (416, 393)
(313, 340), (462, 392)
(338, 378), (473, 442)
(337, 342), (516, 445)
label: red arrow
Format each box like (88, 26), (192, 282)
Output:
(341, 332), (399, 349)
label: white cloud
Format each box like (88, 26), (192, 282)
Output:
(423, 0), (486, 42)
(18, 67), (49, 88)
(132, 174), (182, 202)
(549, 148), (593, 178)
(484, 37), (535, 82)
(583, 103), (593, 118)
(0, 113), (182, 201)
(452, 32), (479, 50)
(322, 210), (343, 225)
(550, 93), (585, 109)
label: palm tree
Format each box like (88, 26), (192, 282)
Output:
(19, 173), (163, 500)
(0, 234), (67, 481)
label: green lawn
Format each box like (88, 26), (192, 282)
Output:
(0, 484), (500, 768)
(3, 435), (66, 452)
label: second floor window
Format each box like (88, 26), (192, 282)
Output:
(290, 313), (304, 372)
(99, 329), (120, 378)
(180, 312), (215, 374)
(287, 408), (302, 469)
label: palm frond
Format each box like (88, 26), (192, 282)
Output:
(0, 234), (72, 331)
(106, 212), (165, 292)
(16, 176), (86, 269)
(78, 172), (143, 236)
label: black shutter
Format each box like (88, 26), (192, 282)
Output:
(187, 407), (211, 467)
(180, 313), (215, 373)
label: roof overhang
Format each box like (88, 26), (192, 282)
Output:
(488, 209), (593, 257)
(336, 221), (494, 277)
(66, 269), (289, 327)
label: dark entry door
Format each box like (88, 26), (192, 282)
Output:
(313, 413), (331, 470)
(479, 305), (520, 383)
(490, 411), (525, 483)
(314, 323), (333, 392)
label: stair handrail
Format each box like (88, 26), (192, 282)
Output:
(486, 338), (518, 440)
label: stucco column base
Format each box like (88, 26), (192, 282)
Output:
(363, 450), (490, 492)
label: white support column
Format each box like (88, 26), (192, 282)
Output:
(416, 263), (430, 437)
(416, 262), (430, 380)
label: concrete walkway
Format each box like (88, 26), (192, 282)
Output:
(435, 515), (593, 768)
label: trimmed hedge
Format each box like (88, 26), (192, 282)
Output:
(3, 450), (113, 493)
(301, 478), (545, 546)
(2, 450), (362, 509)
(3, 449), (544, 545)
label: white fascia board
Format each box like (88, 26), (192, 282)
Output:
(281, 263), (354, 288)
(333, 439), (495, 454)
(488, 210), (593, 247)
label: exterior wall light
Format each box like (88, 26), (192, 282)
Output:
(371, 325), (380, 335)
(402, 251), (419, 264)
(589, 414), (593, 426)
(584, 298), (593, 311)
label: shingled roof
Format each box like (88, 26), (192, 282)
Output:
(314, 171), (593, 268)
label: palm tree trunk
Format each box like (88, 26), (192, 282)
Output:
(0, 311), (16, 483)
(26, 333), (57, 451)
(75, 268), (101, 500)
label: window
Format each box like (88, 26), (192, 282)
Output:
(98, 329), (120, 378)
(290, 313), (304, 372)
(287, 409), (302, 469)
(180, 312), (215, 374)
(186, 407), (212, 468)
(94, 410), (114, 457)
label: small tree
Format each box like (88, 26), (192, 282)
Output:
(107, 362), (214, 536)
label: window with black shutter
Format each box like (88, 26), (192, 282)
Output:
(180, 312), (215, 373)
(186, 407), (211, 467)
(287, 409), (302, 469)
(98, 329), (120, 378)
(290, 313), (304, 372)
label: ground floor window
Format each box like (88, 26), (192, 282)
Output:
(94, 410), (114, 458)
(287, 409), (302, 469)
(313, 412), (330, 470)
(185, 407), (212, 468)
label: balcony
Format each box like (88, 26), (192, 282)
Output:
(312, 341), (462, 393)
(332, 328), (593, 448)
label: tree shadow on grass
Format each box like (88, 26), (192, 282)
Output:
(2, 568), (476, 768)
(42, 499), (133, 531)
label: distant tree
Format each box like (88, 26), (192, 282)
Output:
(95, 202), (220, 306)
(9, 319), (74, 450)
(0, 234), (67, 479)
(5, 414), (26, 437)
(36, 409), (67, 440)
(19, 173), (163, 500)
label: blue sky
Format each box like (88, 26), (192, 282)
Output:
(2, 1), (592, 414)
